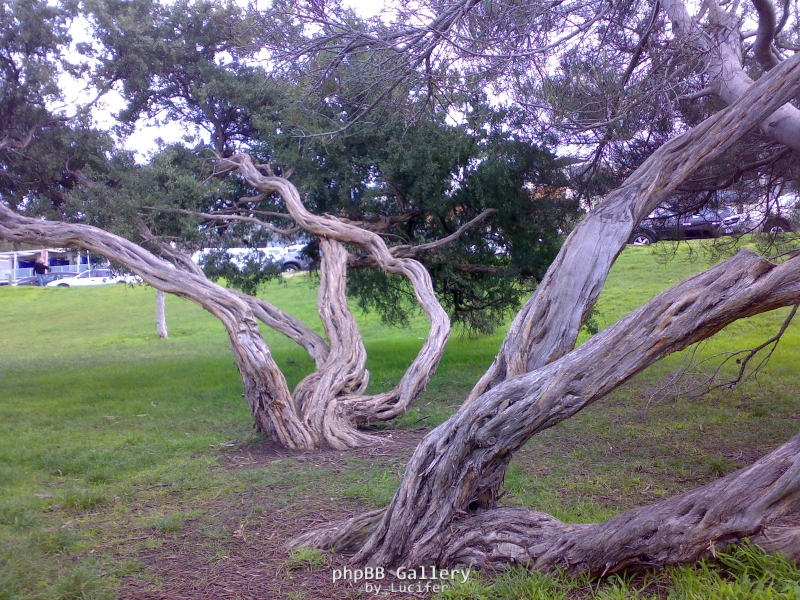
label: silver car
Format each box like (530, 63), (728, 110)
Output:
(45, 268), (139, 287)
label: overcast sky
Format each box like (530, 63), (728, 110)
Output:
(60, 0), (390, 161)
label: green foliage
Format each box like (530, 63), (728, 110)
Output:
(278, 101), (579, 334)
(86, 0), (273, 155)
(0, 0), (71, 140)
(0, 0), (114, 215)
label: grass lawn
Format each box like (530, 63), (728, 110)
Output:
(1, 242), (799, 599)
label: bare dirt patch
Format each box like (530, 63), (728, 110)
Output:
(118, 428), (432, 600)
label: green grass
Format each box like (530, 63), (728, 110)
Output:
(436, 542), (800, 599)
(1, 244), (799, 599)
(284, 547), (328, 571)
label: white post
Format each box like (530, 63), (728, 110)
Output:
(156, 290), (169, 338)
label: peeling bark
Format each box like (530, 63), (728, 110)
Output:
(442, 427), (800, 572)
(304, 249), (800, 568)
(292, 237), (375, 449)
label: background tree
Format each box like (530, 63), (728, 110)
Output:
(0, 0), (111, 211)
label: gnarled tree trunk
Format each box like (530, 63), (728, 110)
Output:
(291, 50), (800, 571)
(468, 50), (800, 405)
(214, 154), (454, 441)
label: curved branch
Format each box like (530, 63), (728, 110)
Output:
(346, 208), (497, 268)
(139, 229), (207, 277)
(752, 0), (781, 70)
(775, 0), (791, 34)
(392, 208), (497, 254)
(337, 210), (423, 234)
(291, 237), (375, 448)
(0, 204), (316, 450)
(230, 290), (330, 367)
(662, 0), (800, 150)
(143, 206), (302, 236)
(140, 228), (330, 366)
(0, 128), (37, 151)
(468, 49), (800, 403)
(214, 155), (452, 422)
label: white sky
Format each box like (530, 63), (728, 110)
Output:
(60, 0), (390, 161)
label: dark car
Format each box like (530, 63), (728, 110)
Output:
(629, 207), (733, 245)
(12, 272), (76, 286)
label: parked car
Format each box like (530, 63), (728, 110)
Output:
(631, 191), (800, 245)
(192, 244), (313, 273)
(279, 244), (312, 273)
(12, 272), (76, 286)
(629, 207), (734, 245)
(45, 268), (139, 287)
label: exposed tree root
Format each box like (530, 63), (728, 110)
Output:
(287, 509), (386, 553)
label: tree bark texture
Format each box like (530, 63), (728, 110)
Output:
(441, 429), (800, 572)
(291, 237), (376, 449)
(156, 289), (168, 338)
(293, 53), (800, 570)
